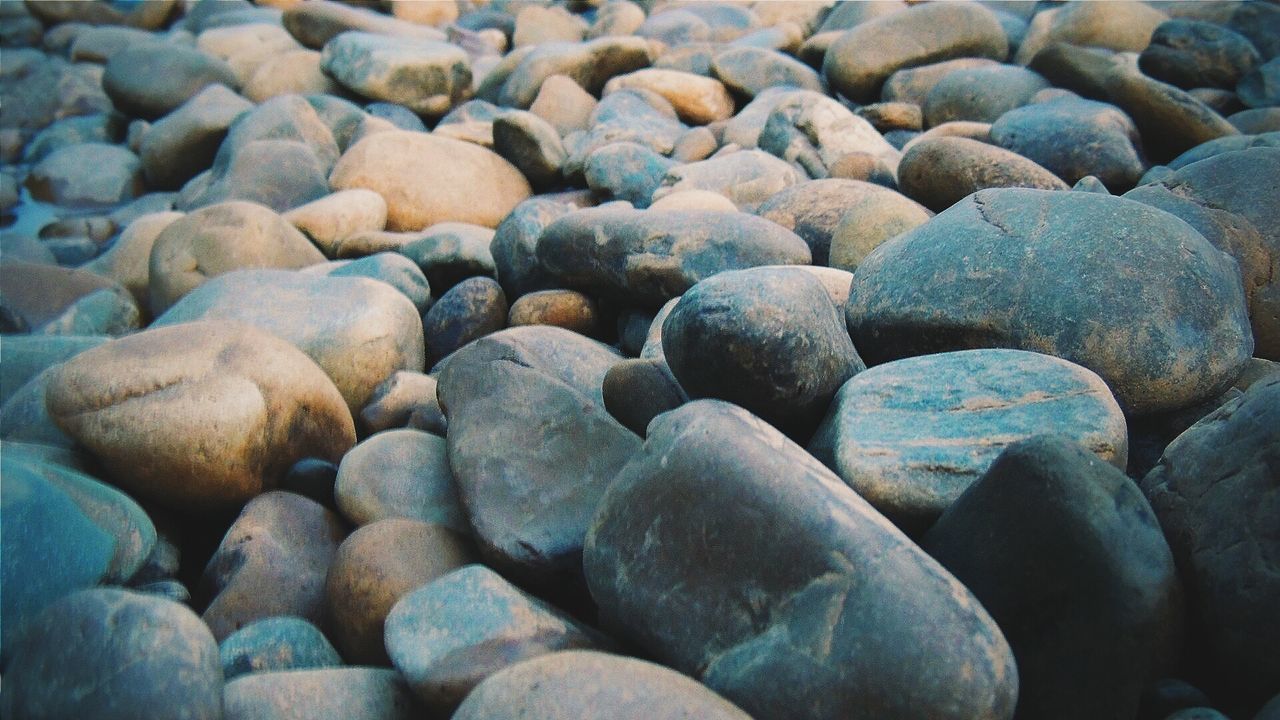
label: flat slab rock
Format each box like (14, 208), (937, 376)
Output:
(809, 349), (1128, 532)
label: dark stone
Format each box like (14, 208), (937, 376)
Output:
(922, 436), (1182, 720)
(491, 197), (574, 298)
(399, 223), (496, 296)
(141, 83), (253, 191)
(280, 457), (339, 511)
(583, 141), (676, 208)
(23, 113), (128, 164)
(365, 102), (427, 132)
(536, 207), (810, 307)
(583, 400), (1018, 720)
(1103, 61), (1240, 163)
(922, 64), (1048, 126)
(436, 326), (638, 595)
(334, 428), (468, 532)
(219, 616), (341, 681)
(602, 357), (689, 436)
(990, 96), (1147, 190)
(1026, 42), (1116, 102)
(385, 565), (613, 711)
(662, 266), (863, 439)
(1140, 20), (1261, 90)
(811, 349), (1128, 532)
(563, 89), (686, 176)
(452, 651), (753, 720)
(493, 110), (567, 192)
(497, 36), (652, 109)
(847, 188), (1253, 414)
(423, 276), (508, 366)
(1, 588), (222, 720)
(1228, 1), (1280, 61)
(1237, 56), (1280, 108)
(897, 136), (1068, 212)
(102, 43), (239, 120)
(1140, 377), (1280, 707)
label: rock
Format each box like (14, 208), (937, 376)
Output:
(454, 650), (752, 720)
(0, 261), (140, 336)
(507, 289), (598, 336)
(223, 667), (421, 720)
(0, 455), (114, 660)
(220, 617), (342, 681)
(922, 64), (1048, 126)
(810, 349), (1126, 530)
(335, 429), (468, 532)
(0, 335), (106, 406)
(1140, 20), (1262, 90)
(436, 326), (637, 592)
(78, 211), (181, 309)
(46, 321), (355, 509)
(757, 178), (928, 266)
(1123, 147), (1280, 359)
(846, 189), (1253, 414)
(528, 73), (597, 136)
(662, 267), (863, 438)
(22, 112), (128, 164)
(563, 89), (686, 174)
(155, 269), (425, 413)
(102, 43), (238, 120)
(385, 565), (611, 711)
(757, 90), (901, 181)
(497, 36), (652, 109)
(283, 189), (388, 256)
(601, 357), (689, 436)
(1164, 133), (1280, 169)
(584, 400), (1018, 720)
(1140, 377), (1280, 705)
(989, 96), (1146, 190)
(282, 0), (445, 49)
(826, 184), (932, 271)
(358, 371), (440, 434)
(603, 69), (735, 125)
(652, 149), (802, 211)
(324, 518), (475, 664)
(881, 57), (1001, 106)
(584, 141), (677, 207)
(69, 26), (158, 63)
(329, 130), (531, 231)
(0, 589), (221, 720)
(922, 436), (1181, 720)
(587, 1), (645, 39)
(397, 222), (495, 294)
(1103, 61), (1240, 163)
(140, 83), (253, 191)
(491, 198), (573, 298)
(855, 101), (924, 132)
(198, 491), (346, 640)
(1238, 56), (1280, 109)
(1015, 0), (1167, 64)
(146, 201), (326, 315)
(823, 2), (1007, 104)
(245, 49), (339, 102)
(897, 136), (1068, 212)
(25, 0), (176, 29)
(197, 22), (301, 87)
(671, 125), (718, 162)
(305, 253), (431, 312)
(493, 110), (567, 191)
(648, 188), (739, 211)
(536, 207), (811, 307)
(26, 142), (143, 209)
(636, 9), (712, 46)
(179, 138), (332, 213)
(1138, 679), (1215, 720)
(1229, 108), (1280, 134)
(710, 45), (825, 98)
(422, 276), (508, 365)
(321, 32), (471, 118)
(513, 4), (586, 47)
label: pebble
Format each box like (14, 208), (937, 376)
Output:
(422, 276), (508, 365)
(283, 188), (388, 257)
(1015, 0), (1168, 64)
(603, 68), (736, 125)
(334, 428), (469, 532)
(102, 42), (239, 121)
(26, 142), (143, 209)
(652, 149), (802, 211)
(989, 96), (1147, 190)
(140, 83), (253, 191)
(220, 616), (342, 681)
(897, 135), (1069, 212)
(320, 33), (472, 118)
(224, 667), (422, 720)
(922, 64), (1049, 127)
(358, 371), (441, 435)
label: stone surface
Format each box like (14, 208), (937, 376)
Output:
(603, 68), (735, 125)
(335, 428), (467, 532)
(329, 130), (531, 231)
(220, 616), (342, 681)
(583, 141), (676, 208)
(103, 42), (239, 120)
(1238, 56), (1280, 109)
(990, 96), (1146, 190)
(154, 269), (425, 414)
(653, 149), (802, 211)
(453, 651), (753, 720)
(923, 436), (1181, 720)
(199, 490), (346, 640)
(358, 371), (440, 434)
(846, 189), (1253, 414)
(324, 518), (476, 665)
(1015, 0), (1167, 64)
(0, 261), (140, 336)
(823, 2), (1008, 103)
(26, 142), (143, 209)
(321, 32), (471, 118)
(507, 289), (598, 336)
(493, 110), (567, 191)
(422, 276), (508, 365)
(601, 357), (689, 436)
(584, 400), (1018, 720)
(1140, 377), (1280, 706)
(385, 564), (611, 711)
(810, 349), (1127, 531)
(1103, 61), (1240, 163)
(536, 207), (810, 307)
(491, 198), (573, 298)
(141, 83), (253, 191)
(711, 45), (825, 98)
(1, 588), (222, 720)
(663, 267), (863, 438)
(282, 0), (445, 49)
(496, 36), (652, 109)
(147, 201), (326, 315)
(46, 321), (355, 510)
(922, 64), (1048, 127)
(282, 188), (387, 256)
(528, 73), (597, 136)
(1140, 19), (1262, 91)
(436, 326), (637, 592)
(757, 90), (902, 181)
(224, 667), (421, 720)
(898, 135), (1068, 212)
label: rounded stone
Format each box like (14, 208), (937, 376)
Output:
(140, 83), (254, 191)
(1237, 56), (1280, 110)
(224, 667), (421, 720)
(710, 45), (825, 98)
(385, 564), (611, 711)
(922, 64), (1049, 127)
(1139, 19), (1261, 91)
(220, 617), (342, 681)
(324, 518), (476, 665)
(662, 266), (865, 438)
(846, 189), (1254, 414)
(454, 650), (752, 720)
(493, 110), (567, 192)
(330, 130), (531, 231)
(45, 321), (356, 511)
(282, 189), (388, 257)
(358, 371), (441, 435)
(1014, 0), (1168, 65)
(507, 289), (599, 336)
(989, 96), (1146, 190)
(334, 428), (469, 533)
(899, 135), (1068, 212)
(320, 32), (471, 118)
(423, 276), (508, 365)
(26, 142), (143, 209)
(601, 357), (689, 437)
(653, 149), (803, 212)
(1, 588), (222, 720)
(1102, 61), (1240, 164)
(103, 43), (239, 120)
(603, 68), (735, 125)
